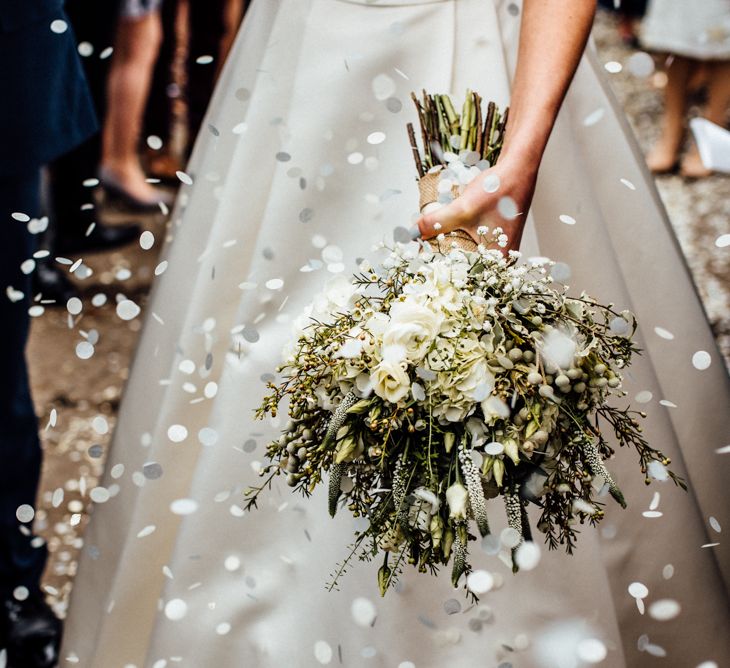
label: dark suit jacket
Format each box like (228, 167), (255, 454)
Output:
(0, 0), (97, 177)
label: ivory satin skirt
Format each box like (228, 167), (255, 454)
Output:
(62, 1), (730, 666)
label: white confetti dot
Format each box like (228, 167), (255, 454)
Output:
(583, 108), (605, 127)
(372, 73), (396, 101)
(604, 60), (622, 73)
(482, 173), (501, 193)
(137, 525), (156, 538)
(692, 350), (711, 370)
(662, 564), (674, 579)
(497, 196), (518, 220)
(147, 135), (163, 150)
(715, 234), (730, 248)
(196, 55), (214, 65)
(709, 516), (722, 533)
(91, 293), (107, 307)
(167, 424), (188, 443)
(216, 622), (231, 635)
(559, 214), (576, 225)
(367, 131), (386, 145)
(347, 152), (364, 165)
(13, 586), (29, 601)
(627, 51), (655, 77)
(635, 390), (652, 404)
(66, 297), (82, 315)
(140, 231), (155, 250)
(155, 260), (168, 276)
(265, 278), (284, 290)
(696, 662), (719, 668)
(577, 638), (607, 663)
(642, 510), (663, 518)
(198, 427), (218, 446)
(170, 498), (198, 515)
(204, 382), (218, 398)
(224, 556), (241, 572)
(50, 19), (68, 33)
(648, 599), (681, 621)
(164, 598), (188, 621)
(351, 597), (377, 627)
(116, 299), (141, 321)
(314, 640), (333, 664)
(12, 212), (30, 222)
(515, 541), (541, 571)
(92, 416), (109, 434)
(178, 359), (195, 375)
(29, 305), (45, 318)
(620, 178), (636, 190)
(16, 504), (34, 523)
(20, 259), (36, 275)
(500, 527), (521, 549)
(176, 171), (193, 185)
(90, 487), (110, 503)
(628, 582), (648, 599)
(466, 570), (494, 594)
(76, 341), (94, 360)
(654, 326), (674, 340)
(398, 663), (416, 668)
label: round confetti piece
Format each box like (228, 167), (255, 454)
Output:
(626, 51), (655, 77)
(164, 598), (188, 621)
(90, 487), (110, 503)
(198, 427), (218, 446)
(709, 516), (722, 533)
(155, 260), (169, 276)
(13, 586), (29, 601)
(92, 416), (109, 434)
(628, 581), (648, 599)
(347, 152), (364, 165)
(653, 326), (674, 340)
(170, 498), (198, 515)
(50, 19), (68, 33)
(140, 231), (155, 250)
(75, 341), (94, 360)
(648, 599), (681, 621)
(604, 60), (622, 73)
(620, 178), (636, 190)
(372, 73), (396, 100)
(367, 131), (386, 145)
(12, 212), (30, 222)
(176, 170), (193, 185)
(583, 108), (605, 127)
(715, 233), (730, 248)
(196, 54), (214, 65)
(167, 424), (188, 443)
(314, 640), (333, 665)
(497, 196), (518, 220)
(559, 214), (576, 225)
(466, 570), (494, 594)
(116, 299), (141, 321)
(67, 298), (82, 316)
(662, 564), (674, 579)
(692, 350), (711, 370)
(265, 278), (284, 290)
(215, 622), (231, 635)
(515, 541), (541, 571)
(500, 527), (521, 549)
(635, 390), (652, 404)
(351, 597), (377, 627)
(577, 638), (607, 663)
(16, 504), (34, 523)
(224, 556), (241, 572)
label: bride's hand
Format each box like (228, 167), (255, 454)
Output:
(415, 158), (538, 255)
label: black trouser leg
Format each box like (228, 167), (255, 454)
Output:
(0, 171), (46, 599)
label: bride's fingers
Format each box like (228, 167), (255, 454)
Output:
(416, 198), (478, 239)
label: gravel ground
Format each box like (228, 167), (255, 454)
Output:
(27, 11), (729, 618)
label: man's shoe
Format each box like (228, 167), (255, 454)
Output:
(3, 590), (62, 668)
(57, 221), (141, 256)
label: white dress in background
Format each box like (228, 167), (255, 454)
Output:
(642, 0), (730, 59)
(61, 1), (730, 666)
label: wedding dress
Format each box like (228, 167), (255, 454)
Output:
(62, 1), (730, 666)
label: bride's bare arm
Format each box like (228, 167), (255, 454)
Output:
(417, 0), (597, 252)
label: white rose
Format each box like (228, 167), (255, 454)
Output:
(446, 483), (468, 519)
(370, 360), (411, 403)
(382, 299), (442, 361)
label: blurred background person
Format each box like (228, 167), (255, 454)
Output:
(144, 0), (245, 180)
(598, 0), (648, 46)
(0, 0), (97, 664)
(36, 0), (142, 304)
(98, 0), (173, 209)
(642, 0), (730, 176)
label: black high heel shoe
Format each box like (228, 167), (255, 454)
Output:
(99, 167), (174, 212)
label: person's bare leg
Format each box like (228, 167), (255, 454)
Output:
(681, 59), (730, 177)
(101, 12), (167, 203)
(646, 55), (693, 174)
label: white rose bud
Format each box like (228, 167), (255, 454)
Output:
(370, 360), (411, 404)
(446, 482), (469, 520)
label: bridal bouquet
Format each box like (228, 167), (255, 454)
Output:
(247, 92), (683, 596)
